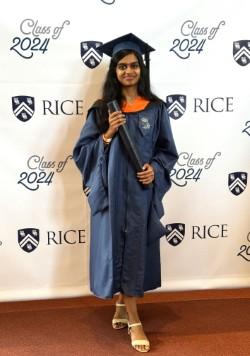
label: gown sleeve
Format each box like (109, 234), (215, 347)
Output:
(72, 108), (109, 215)
(147, 102), (179, 244)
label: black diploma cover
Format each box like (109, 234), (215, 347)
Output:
(107, 100), (153, 188)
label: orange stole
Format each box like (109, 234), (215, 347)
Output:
(122, 97), (150, 112)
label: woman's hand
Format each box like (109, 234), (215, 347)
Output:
(104, 111), (126, 139)
(137, 163), (155, 185)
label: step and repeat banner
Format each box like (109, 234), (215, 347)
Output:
(0, 0), (249, 301)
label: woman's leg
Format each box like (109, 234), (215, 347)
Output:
(123, 294), (150, 352)
(117, 292), (124, 304)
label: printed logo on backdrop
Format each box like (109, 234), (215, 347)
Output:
(17, 155), (72, 191)
(80, 41), (103, 68)
(166, 95), (186, 119)
(166, 94), (234, 116)
(165, 223), (185, 246)
(166, 224), (228, 247)
(18, 228), (40, 253)
(17, 228), (86, 252)
(192, 224), (228, 239)
(242, 121), (250, 136)
(12, 96), (35, 122)
(237, 232), (250, 262)
(233, 40), (250, 66)
(10, 19), (70, 59)
(170, 20), (225, 59)
(170, 152), (221, 187)
(100, 0), (116, 4)
(11, 95), (84, 121)
(194, 96), (233, 113)
(228, 172), (248, 196)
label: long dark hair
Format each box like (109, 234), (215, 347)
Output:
(93, 49), (160, 133)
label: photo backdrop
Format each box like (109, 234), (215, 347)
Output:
(0, 0), (249, 301)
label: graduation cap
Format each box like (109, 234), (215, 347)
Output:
(98, 33), (155, 70)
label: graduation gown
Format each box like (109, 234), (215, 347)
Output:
(73, 100), (178, 299)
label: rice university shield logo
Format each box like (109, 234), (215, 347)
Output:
(166, 95), (186, 119)
(228, 172), (248, 196)
(18, 228), (40, 252)
(233, 40), (250, 66)
(80, 41), (103, 68)
(12, 96), (35, 122)
(165, 223), (185, 246)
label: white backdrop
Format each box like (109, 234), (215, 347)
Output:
(0, 0), (249, 302)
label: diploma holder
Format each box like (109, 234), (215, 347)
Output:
(107, 100), (153, 189)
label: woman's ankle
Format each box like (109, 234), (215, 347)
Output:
(117, 292), (124, 304)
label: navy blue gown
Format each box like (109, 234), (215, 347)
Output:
(73, 100), (178, 299)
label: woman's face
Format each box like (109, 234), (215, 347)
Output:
(115, 53), (141, 88)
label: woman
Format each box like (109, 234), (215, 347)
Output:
(73, 33), (178, 353)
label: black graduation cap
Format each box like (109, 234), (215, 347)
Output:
(98, 33), (155, 70)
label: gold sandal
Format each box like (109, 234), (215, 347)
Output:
(128, 322), (150, 353)
(112, 303), (128, 329)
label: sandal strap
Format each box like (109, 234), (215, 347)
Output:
(112, 318), (128, 324)
(128, 322), (142, 328)
(132, 339), (150, 347)
(116, 303), (126, 307)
